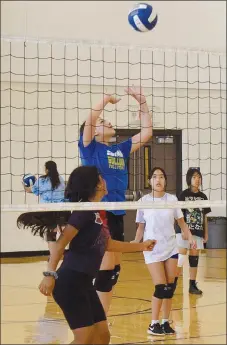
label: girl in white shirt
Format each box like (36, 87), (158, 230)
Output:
(133, 167), (195, 336)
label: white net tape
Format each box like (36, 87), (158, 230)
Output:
(2, 200), (226, 213)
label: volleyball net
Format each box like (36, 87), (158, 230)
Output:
(1, 36), (226, 214)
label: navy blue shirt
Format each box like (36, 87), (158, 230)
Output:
(61, 211), (110, 277)
(78, 136), (132, 215)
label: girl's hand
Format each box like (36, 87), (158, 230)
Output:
(125, 86), (146, 105)
(142, 239), (157, 251)
(105, 95), (121, 104)
(38, 276), (55, 296)
(189, 237), (197, 250)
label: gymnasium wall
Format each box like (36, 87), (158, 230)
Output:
(1, 1), (226, 51)
(1, 1), (226, 253)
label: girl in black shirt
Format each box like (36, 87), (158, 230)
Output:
(19, 166), (156, 345)
(174, 168), (211, 295)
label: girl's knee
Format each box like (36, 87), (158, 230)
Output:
(72, 326), (94, 345)
(100, 252), (115, 270)
(189, 249), (200, 256)
(179, 247), (188, 255)
(99, 329), (110, 344)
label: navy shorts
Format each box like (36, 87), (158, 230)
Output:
(53, 268), (106, 330)
(170, 253), (179, 259)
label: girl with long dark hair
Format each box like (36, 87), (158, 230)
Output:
(23, 160), (65, 254)
(24, 160), (65, 203)
(18, 165), (156, 344)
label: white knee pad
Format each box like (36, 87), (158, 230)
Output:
(177, 254), (187, 267)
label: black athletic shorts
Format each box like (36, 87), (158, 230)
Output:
(52, 267), (106, 330)
(106, 211), (124, 242)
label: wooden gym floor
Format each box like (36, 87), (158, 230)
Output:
(1, 250), (226, 344)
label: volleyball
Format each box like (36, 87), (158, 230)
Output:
(22, 174), (36, 187)
(128, 3), (158, 32)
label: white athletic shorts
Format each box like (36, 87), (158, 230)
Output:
(176, 234), (204, 250)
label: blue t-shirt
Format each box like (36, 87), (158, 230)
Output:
(61, 211), (110, 277)
(78, 135), (132, 215)
(31, 175), (65, 203)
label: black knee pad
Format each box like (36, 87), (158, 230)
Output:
(112, 265), (121, 287)
(153, 284), (166, 299)
(166, 283), (175, 298)
(189, 255), (199, 268)
(154, 284), (175, 299)
(94, 270), (115, 292)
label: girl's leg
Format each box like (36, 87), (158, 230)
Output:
(174, 247), (188, 292)
(95, 213), (124, 315)
(93, 320), (110, 344)
(147, 262), (167, 335)
(71, 321), (110, 344)
(95, 251), (115, 315)
(71, 325), (95, 344)
(160, 257), (178, 335)
(162, 258), (178, 318)
(189, 248), (202, 294)
(175, 248), (188, 278)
